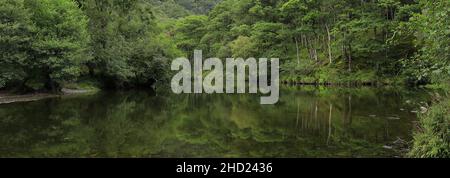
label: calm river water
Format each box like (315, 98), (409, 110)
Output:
(0, 86), (433, 157)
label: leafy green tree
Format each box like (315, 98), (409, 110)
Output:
(148, 0), (192, 19)
(403, 0), (450, 83)
(1, 0), (89, 91)
(173, 15), (208, 57)
(175, 0), (223, 14)
(0, 0), (33, 89)
(80, 0), (180, 88)
(229, 36), (256, 58)
(26, 0), (90, 91)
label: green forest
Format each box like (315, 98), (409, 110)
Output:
(0, 0), (449, 158)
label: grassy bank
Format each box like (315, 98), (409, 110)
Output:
(409, 97), (450, 158)
(281, 66), (404, 87)
(409, 80), (450, 158)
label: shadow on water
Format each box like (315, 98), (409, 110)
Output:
(0, 86), (434, 157)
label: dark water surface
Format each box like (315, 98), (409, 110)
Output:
(0, 87), (433, 157)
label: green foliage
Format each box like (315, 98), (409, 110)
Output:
(1, 0), (449, 158)
(1, 0), (191, 91)
(0, 0), (33, 88)
(0, 0), (89, 91)
(409, 98), (450, 158)
(229, 36), (256, 58)
(148, 0), (222, 19)
(79, 0), (181, 88)
(172, 0), (430, 85)
(174, 0), (222, 14)
(148, 0), (191, 19)
(27, 0), (90, 91)
(173, 15), (208, 57)
(1, 0), (448, 91)
(401, 0), (450, 84)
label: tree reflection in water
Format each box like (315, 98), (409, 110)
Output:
(0, 87), (432, 157)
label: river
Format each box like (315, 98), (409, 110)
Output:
(0, 86), (433, 157)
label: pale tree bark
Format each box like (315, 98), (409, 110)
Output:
(348, 44), (352, 72)
(325, 24), (333, 64)
(295, 37), (300, 66)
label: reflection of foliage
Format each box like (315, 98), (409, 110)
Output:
(0, 88), (432, 157)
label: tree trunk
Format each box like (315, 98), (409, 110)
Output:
(314, 48), (318, 61)
(295, 37), (300, 66)
(348, 44), (352, 72)
(46, 74), (58, 93)
(306, 37), (312, 60)
(325, 24), (333, 64)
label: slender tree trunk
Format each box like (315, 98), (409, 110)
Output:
(325, 24), (333, 64)
(314, 48), (318, 61)
(342, 32), (346, 64)
(45, 73), (58, 93)
(348, 95), (352, 125)
(295, 37), (300, 66)
(306, 36), (312, 60)
(348, 43), (352, 72)
(314, 36), (318, 61)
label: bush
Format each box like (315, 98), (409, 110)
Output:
(0, 0), (90, 92)
(409, 98), (450, 158)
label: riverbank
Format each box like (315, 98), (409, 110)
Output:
(409, 81), (450, 158)
(280, 67), (406, 87)
(409, 97), (450, 158)
(0, 80), (426, 105)
(0, 92), (58, 105)
(0, 89), (98, 105)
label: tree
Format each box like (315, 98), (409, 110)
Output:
(173, 15), (208, 58)
(229, 36), (256, 58)
(176, 0), (223, 14)
(26, 0), (90, 91)
(79, 0), (179, 88)
(0, 0), (33, 89)
(1, 0), (90, 92)
(400, 0), (449, 84)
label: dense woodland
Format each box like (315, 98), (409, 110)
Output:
(0, 0), (449, 157)
(171, 0), (449, 86)
(0, 0), (448, 91)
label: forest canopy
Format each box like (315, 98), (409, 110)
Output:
(0, 0), (449, 92)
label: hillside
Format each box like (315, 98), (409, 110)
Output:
(149, 0), (222, 18)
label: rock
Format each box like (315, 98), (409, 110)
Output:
(62, 88), (90, 94)
(393, 138), (406, 144)
(387, 116), (400, 120)
(420, 106), (428, 113)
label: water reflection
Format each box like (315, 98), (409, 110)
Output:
(0, 87), (432, 157)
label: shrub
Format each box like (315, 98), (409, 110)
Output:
(409, 98), (450, 158)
